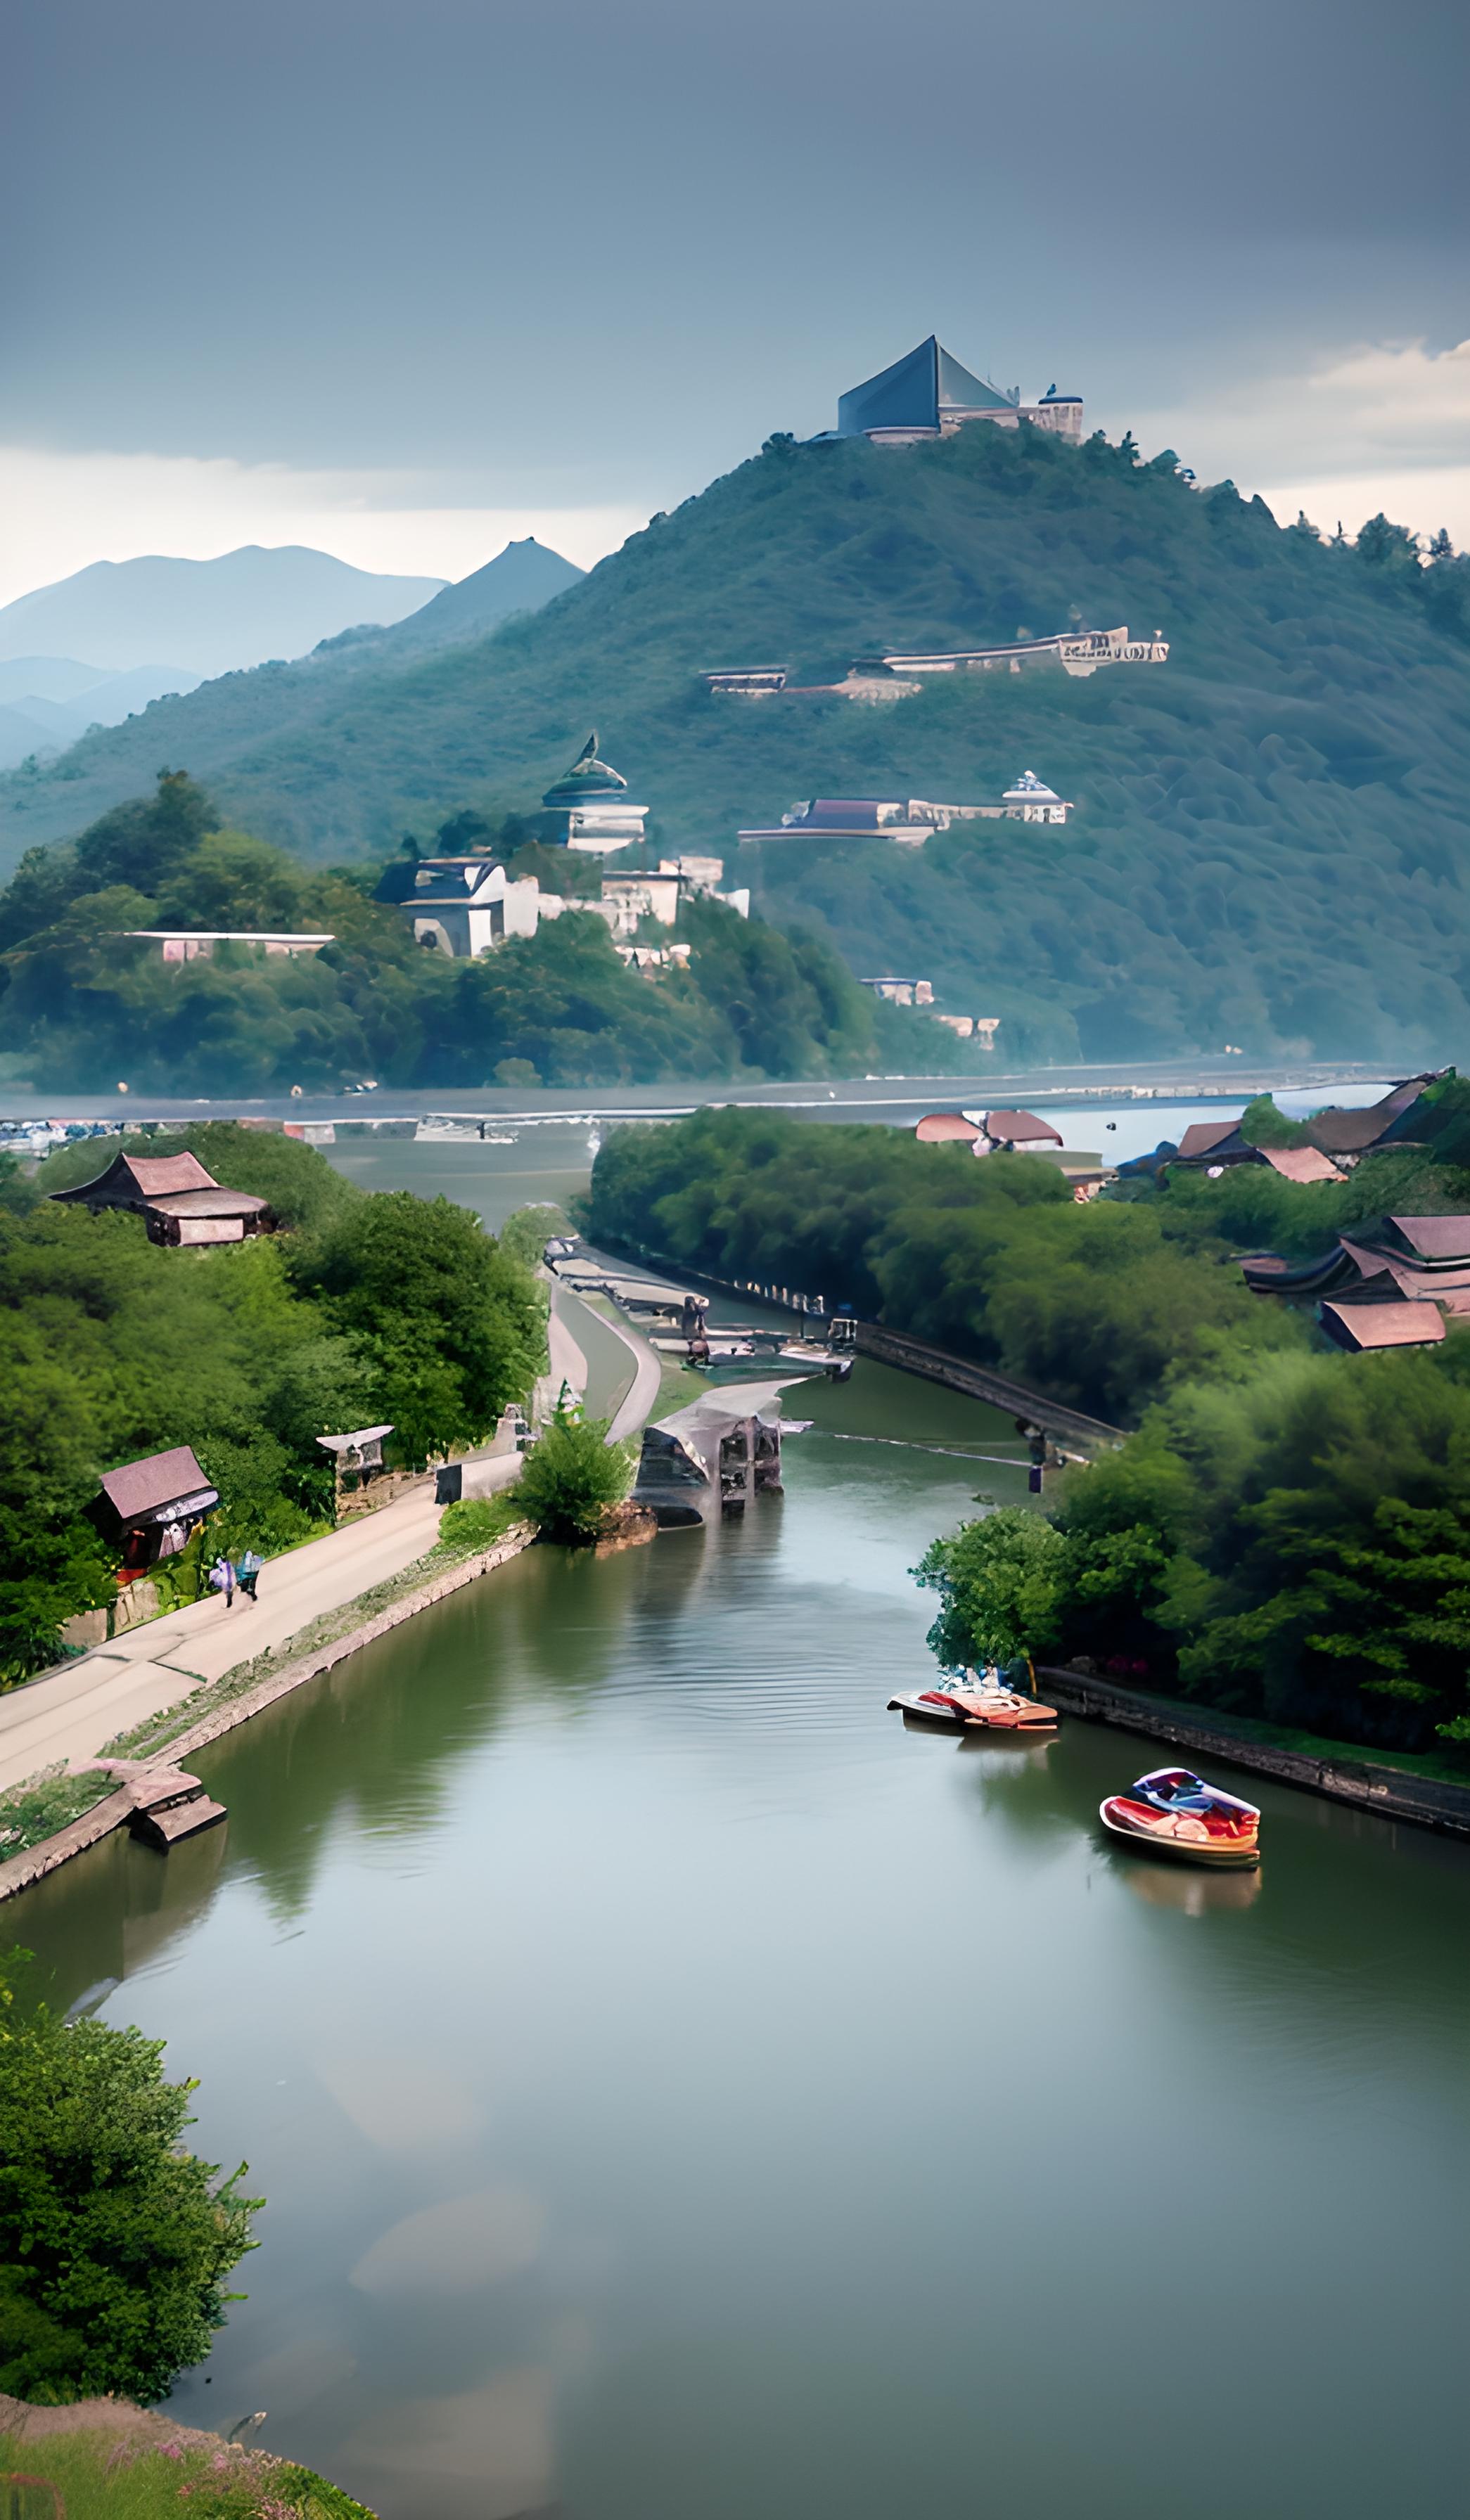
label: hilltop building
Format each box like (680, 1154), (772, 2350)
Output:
(701, 668), (788, 696)
(834, 338), (1083, 446)
(541, 733), (648, 854)
(860, 977), (934, 1007)
(738, 778), (1073, 846)
(855, 626), (1168, 680)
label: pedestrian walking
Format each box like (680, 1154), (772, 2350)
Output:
(210, 1555), (236, 1607)
(238, 1548), (262, 1605)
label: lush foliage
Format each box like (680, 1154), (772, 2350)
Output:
(284, 1189), (544, 1466)
(918, 1339), (1470, 1754)
(0, 1953), (260, 2404)
(0, 2429), (376, 2520)
(587, 1108), (1307, 1421)
(597, 1100), (1470, 1753)
(0, 1134), (542, 1676)
(512, 1401), (634, 1541)
(4, 430), (1469, 1061)
(0, 773), (942, 1091)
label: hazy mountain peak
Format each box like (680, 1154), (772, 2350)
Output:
(0, 546), (447, 677)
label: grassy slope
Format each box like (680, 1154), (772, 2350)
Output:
(5, 424), (1469, 1060)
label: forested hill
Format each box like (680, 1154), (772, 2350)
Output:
(4, 423), (1470, 1062)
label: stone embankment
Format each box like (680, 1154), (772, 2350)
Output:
(1040, 1665), (1470, 1840)
(0, 1526), (533, 1903)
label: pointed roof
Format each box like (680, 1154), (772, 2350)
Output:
(838, 337), (1017, 436)
(51, 1149), (219, 1204)
(542, 731), (629, 807)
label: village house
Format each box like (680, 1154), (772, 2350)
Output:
(930, 1015), (1001, 1047)
(861, 976), (934, 1007)
(831, 338), (1084, 445)
(599, 857), (751, 937)
(397, 855), (551, 958)
(87, 1444), (219, 1579)
(125, 930), (335, 960)
(51, 1149), (274, 1246)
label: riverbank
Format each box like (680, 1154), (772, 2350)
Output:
(0, 1517), (535, 1900)
(1039, 1665), (1470, 1838)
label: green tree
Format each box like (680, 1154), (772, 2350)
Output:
(914, 1508), (1068, 1665)
(514, 1402), (633, 1541)
(0, 1951), (260, 2404)
(290, 1193), (543, 1461)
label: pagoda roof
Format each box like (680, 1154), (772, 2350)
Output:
(542, 732), (629, 807)
(838, 337), (1018, 436)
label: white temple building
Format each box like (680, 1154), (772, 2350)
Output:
(399, 856), (549, 957)
(542, 733), (649, 854)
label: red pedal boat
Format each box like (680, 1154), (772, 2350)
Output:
(1100, 1766), (1260, 1868)
(888, 1668), (1059, 1731)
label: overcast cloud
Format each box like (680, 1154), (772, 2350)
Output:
(4, 0), (1466, 598)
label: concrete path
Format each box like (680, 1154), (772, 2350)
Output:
(603, 1310), (663, 1444)
(0, 1477), (452, 1794)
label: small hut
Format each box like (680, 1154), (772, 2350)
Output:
(317, 1424), (395, 1518)
(87, 1445), (219, 1579)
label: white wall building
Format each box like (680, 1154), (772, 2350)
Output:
(400, 857), (549, 958)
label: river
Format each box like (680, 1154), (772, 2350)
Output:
(15, 1134), (1470, 2520)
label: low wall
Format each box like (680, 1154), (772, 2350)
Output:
(1038, 1665), (1470, 1840)
(0, 1527), (535, 1903)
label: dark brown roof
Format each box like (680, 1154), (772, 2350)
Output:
(97, 1444), (215, 1522)
(1177, 1119), (1241, 1159)
(1303, 1079), (1429, 1153)
(985, 1110), (1063, 1146)
(1320, 1301), (1445, 1351)
(52, 1150), (219, 1204)
(1388, 1215), (1470, 1260)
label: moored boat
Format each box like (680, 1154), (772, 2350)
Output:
(1100, 1766), (1260, 1868)
(888, 1667), (1059, 1731)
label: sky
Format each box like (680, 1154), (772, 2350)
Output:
(4, 0), (1467, 605)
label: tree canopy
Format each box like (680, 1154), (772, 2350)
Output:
(0, 774), (945, 1090)
(0, 1951), (260, 2404)
(4, 426), (1469, 1062)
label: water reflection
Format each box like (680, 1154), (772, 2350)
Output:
(1115, 1851), (1264, 1915)
(9, 1156), (1470, 2520)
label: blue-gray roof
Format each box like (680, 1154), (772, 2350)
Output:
(837, 337), (1016, 435)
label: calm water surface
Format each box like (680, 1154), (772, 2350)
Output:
(18, 1145), (1470, 2520)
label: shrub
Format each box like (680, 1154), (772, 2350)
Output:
(513, 1404), (634, 1541)
(0, 1951), (261, 2404)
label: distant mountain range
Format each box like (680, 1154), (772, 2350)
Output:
(0, 536), (584, 773)
(0, 659), (204, 773)
(0, 546), (447, 679)
(3, 439), (1468, 1063)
